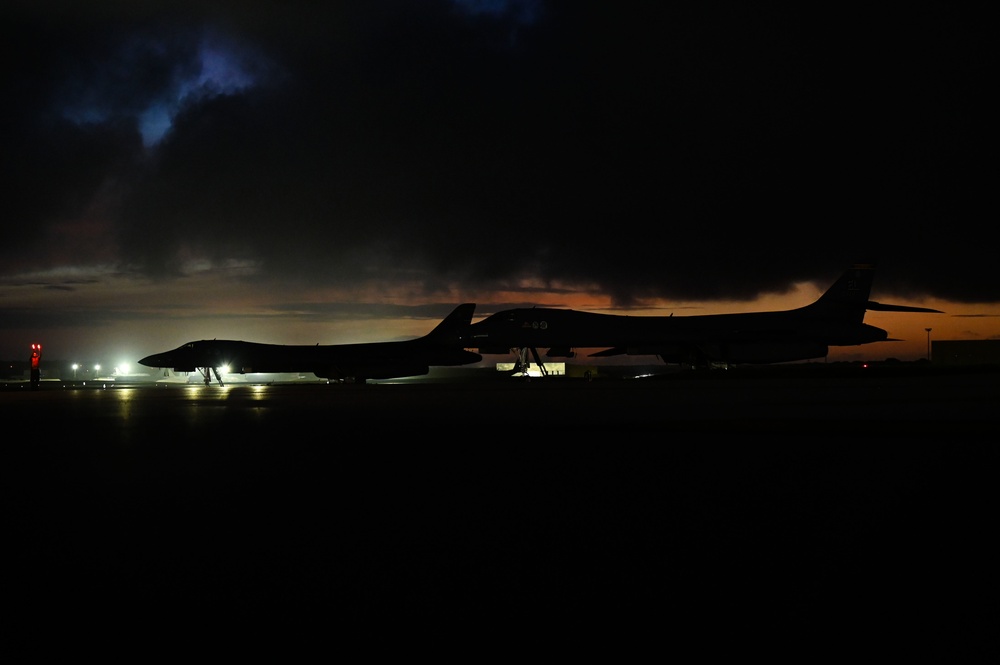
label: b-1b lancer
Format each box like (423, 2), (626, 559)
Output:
(138, 304), (482, 385)
(465, 262), (943, 373)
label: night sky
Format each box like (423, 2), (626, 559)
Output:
(2, 1), (995, 367)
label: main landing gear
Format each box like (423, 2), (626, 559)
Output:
(512, 347), (549, 378)
(197, 366), (225, 386)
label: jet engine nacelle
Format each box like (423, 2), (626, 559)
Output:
(314, 364), (430, 382)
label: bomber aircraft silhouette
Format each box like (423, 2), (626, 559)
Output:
(464, 262), (943, 373)
(139, 303), (482, 385)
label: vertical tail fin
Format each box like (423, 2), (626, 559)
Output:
(805, 262), (877, 322)
(424, 303), (477, 343)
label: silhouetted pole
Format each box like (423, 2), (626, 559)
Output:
(925, 328), (932, 361)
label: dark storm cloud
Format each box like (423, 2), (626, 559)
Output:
(3, 1), (995, 306)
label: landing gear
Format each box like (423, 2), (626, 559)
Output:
(198, 367), (225, 386)
(513, 347), (548, 377)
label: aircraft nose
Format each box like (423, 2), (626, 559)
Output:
(139, 352), (169, 367)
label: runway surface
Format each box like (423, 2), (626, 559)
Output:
(3, 366), (998, 641)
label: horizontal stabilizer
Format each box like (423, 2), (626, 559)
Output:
(866, 300), (943, 314)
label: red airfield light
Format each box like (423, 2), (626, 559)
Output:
(29, 343), (42, 389)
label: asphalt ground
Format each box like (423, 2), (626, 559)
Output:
(3, 366), (998, 646)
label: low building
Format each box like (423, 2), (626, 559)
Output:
(932, 340), (1000, 366)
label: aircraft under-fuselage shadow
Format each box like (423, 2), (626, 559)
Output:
(138, 304), (482, 385)
(464, 262), (943, 374)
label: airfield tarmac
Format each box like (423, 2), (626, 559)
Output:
(3, 366), (998, 640)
